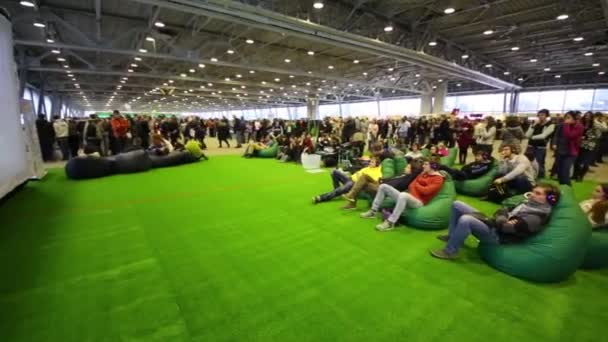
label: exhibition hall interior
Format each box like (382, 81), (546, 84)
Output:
(1, 0), (608, 341)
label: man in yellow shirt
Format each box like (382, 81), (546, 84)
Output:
(313, 158), (382, 204)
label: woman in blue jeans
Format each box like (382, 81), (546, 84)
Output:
(430, 183), (559, 260)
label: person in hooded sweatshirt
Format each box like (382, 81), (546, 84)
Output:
(360, 157), (445, 231)
(431, 183), (559, 260)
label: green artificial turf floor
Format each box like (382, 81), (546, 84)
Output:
(1, 155), (607, 342)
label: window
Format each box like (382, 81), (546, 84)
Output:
(445, 93), (505, 113)
(318, 104), (340, 117)
(380, 98), (421, 116)
(592, 89), (608, 111)
(518, 92), (541, 113)
(563, 89), (594, 111)
(340, 101), (379, 117)
(537, 91), (565, 112)
(444, 96), (457, 112)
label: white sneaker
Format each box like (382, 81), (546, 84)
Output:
(360, 210), (377, 219)
(376, 221), (396, 231)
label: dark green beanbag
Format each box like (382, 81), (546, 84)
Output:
(379, 172), (456, 230)
(581, 229), (608, 269)
(454, 165), (498, 197)
(478, 186), (592, 283)
(394, 157), (408, 175)
(257, 142), (278, 158)
(502, 194), (527, 208)
(381, 158), (396, 179)
(440, 148), (458, 167)
(421, 148), (430, 157)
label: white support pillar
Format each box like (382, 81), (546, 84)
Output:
(306, 96), (319, 120)
(432, 83), (447, 114)
(420, 94), (432, 115)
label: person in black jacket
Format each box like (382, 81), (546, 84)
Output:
(36, 114), (55, 161)
(341, 159), (423, 210)
(438, 150), (494, 181)
(342, 118), (356, 142)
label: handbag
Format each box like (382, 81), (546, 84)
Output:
(486, 182), (510, 203)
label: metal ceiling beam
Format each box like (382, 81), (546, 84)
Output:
(600, 0), (608, 26)
(128, 0), (519, 90)
(95, 0), (102, 41)
(15, 40), (425, 94)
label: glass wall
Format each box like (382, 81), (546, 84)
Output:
(517, 88), (608, 113)
(444, 93), (506, 113)
(379, 98), (421, 116)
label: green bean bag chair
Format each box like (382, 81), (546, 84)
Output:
(478, 186), (592, 283)
(256, 142), (278, 158)
(421, 148), (430, 157)
(379, 172), (456, 230)
(440, 148), (458, 167)
(394, 156), (408, 175)
(381, 158), (396, 179)
(454, 164), (498, 197)
(581, 228), (608, 269)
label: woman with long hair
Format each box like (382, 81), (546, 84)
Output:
(475, 116), (496, 155)
(572, 112), (604, 181)
(580, 184), (608, 228)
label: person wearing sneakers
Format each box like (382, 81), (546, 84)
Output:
(341, 159), (424, 210)
(360, 158), (445, 231)
(312, 157), (382, 204)
(430, 183), (559, 260)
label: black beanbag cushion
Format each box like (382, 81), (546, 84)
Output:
(111, 150), (152, 174)
(149, 151), (199, 168)
(65, 157), (115, 180)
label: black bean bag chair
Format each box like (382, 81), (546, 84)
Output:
(65, 156), (115, 180)
(149, 151), (199, 169)
(110, 150), (152, 174)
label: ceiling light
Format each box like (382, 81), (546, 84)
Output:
(210, 58), (218, 62)
(189, 69), (195, 73)
(198, 63), (206, 69)
(20, 1), (36, 7)
(530, 59), (538, 63)
(353, 59), (360, 64)
(146, 37), (155, 42)
(120, 80), (126, 84)
(428, 41), (437, 46)
(384, 24), (394, 32)
(227, 49), (235, 54)
(180, 73), (187, 77)
(313, 1), (324, 10)
(511, 46), (519, 51)
(503, 71), (510, 75)
(599, 71), (606, 75)
(556, 14), (569, 20)
(483, 29), (494, 35)
(308, 71), (313, 74)
(139, 48), (147, 53)
(63, 65), (69, 68)
(415, 74), (420, 77)
(284, 58), (291, 63)
(261, 81), (267, 85)
(236, 74), (242, 78)
(555, 75), (561, 78)
(241, 85), (246, 89)
(51, 49), (60, 54)
(168, 80), (174, 83)
(462, 54), (469, 59)
(444, 8), (455, 14)
(289, 75), (294, 78)
(46, 38), (55, 43)
(585, 52), (593, 56)
(33, 20), (45, 28)
(544, 68), (551, 71)
(456, 83), (462, 87)
(128, 69), (134, 72)
(246, 39), (254, 44)
(485, 64), (492, 68)
(390, 77), (396, 81)
(249, 70), (255, 74)
(57, 57), (66, 62)
(593, 63), (600, 67)
(573, 37), (584, 42)
(438, 79), (443, 82)
(274, 78), (280, 82)
(154, 21), (165, 28)
(328, 65), (334, 69)
(134, 57), (142, 61)
(131, 63), (138, 67)
(207, 83), (213, 86)
(388, 67), (394, 71)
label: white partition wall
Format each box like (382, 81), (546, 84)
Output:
(0, 14), (34, 199)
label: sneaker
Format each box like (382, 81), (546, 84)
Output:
(360, 210), (377, 219)
(312, 196), (320, 205)
(436, 234), (449, 242)
(376, 220), (396, 231)
(430, 249), (457, 260)
(342, 202), (357, 210)
(341, 194), (355, 203)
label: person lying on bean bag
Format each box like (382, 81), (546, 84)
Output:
(430, 183), (559, 260)
(341, 159), (423, 210)
(359, 158), (445, 231)
(440, 150), (494, 181)
(147, 133), (173, 156)
(243, 136), (274, 158)
(312, 157), (382, 204)
(580, 183), (608, 228)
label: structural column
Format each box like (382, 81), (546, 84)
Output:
(432, 83), (447, 114)
(306, 96), (319, 120)
(420, 94), (432, 115)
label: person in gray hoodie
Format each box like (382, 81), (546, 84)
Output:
(494, 143), (537, 195)
(431, 183), (559, 259)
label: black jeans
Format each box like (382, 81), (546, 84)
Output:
(506, 176), (534, 195)
(528, 145), (547, 179)
(318, 170), (353, 202)
(555, 153), (575, 185)
(573, 148), (594, 180)
(57, 137), (70, 160)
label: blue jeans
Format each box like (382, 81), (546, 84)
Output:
(318, 170), (353, 202)
(530, 146), (547, 178)
(371, 184), (423, 223)
(445, 201), (500, 254)
(555, 153), (575, 186)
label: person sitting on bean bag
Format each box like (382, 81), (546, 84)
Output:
(147, 133), (173, 156)
(580, 184), (608, 228)
(312, 157), (381, 204)
(437, 142), (449, 157)
(359, 158), (445, 231)
(430, 183), (559, 260)
(439, 150), (494, 181)
(493, 143), (537, 195)
(369, 141), (394, 162)
(426, 145), (443, 158)
(243, 136), (273, 158)
(341, 159), (423, 210)
(405, 143), (424, 161)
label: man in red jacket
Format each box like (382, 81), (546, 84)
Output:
(551, 111), (584, 185)
(110, 110), (131, 154)
(360, 158), (445, 231)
